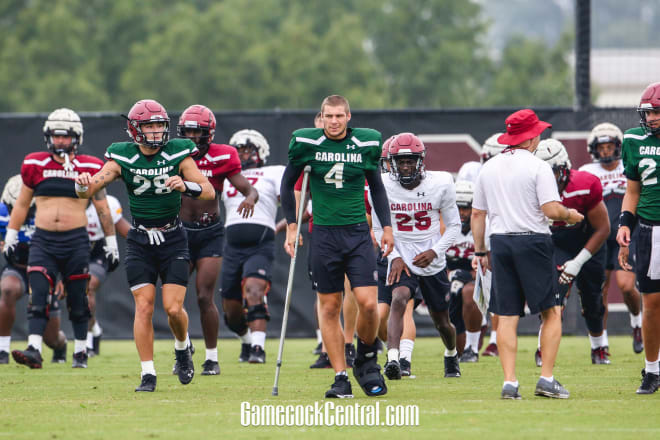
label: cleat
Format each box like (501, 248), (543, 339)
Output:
(444, 355), (461, 377)
(459, 346), (479, 363)
(248, 345), (266, 364)
(310, 352), (332, 369)
(312, 341), (323, 355)
(12, 346), (43, 369)
(0, 350), (9, 364)
(633, 327), (643, 354)
(173, 342), (195, 374)
(135, 374), (157, 392)
(325, 374), (354, 398)
(201, 360), (220, 376)
(174, 345), (194, 385)
(482, 342), (499, 357)
(534, 348), (542, 367)
(534, 377), (569, 399)
(591, 346), (611, 365)
(72, 351), (88, 368)
(239, 343), (251, 363)
(375, 338), (384, 354)
(93, 335), (102, 356)
(384, 359), (402, 380)
(345, 343), (356, 368)
(399, 358), (412, 377)
(637, 369), (659, 394)
(501, 383), (522, 400)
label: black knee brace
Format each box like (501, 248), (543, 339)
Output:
(246, 303), (270, 322)
(579, 291), (605, 335)
(27, 303), (49, 321)
(224, 312), (248, 335)
(66, 273), (91, 323)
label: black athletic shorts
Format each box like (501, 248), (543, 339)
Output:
(28, 227), (90, 281)
(220, 231), (275, 301)
(89, 239), (109, 284)
(448, 269), (475, 335)
(310, 222), (377, 294)
(391, 269), (451, 313)
(635, 218), (660, 294)
(184, 220), (224, 265)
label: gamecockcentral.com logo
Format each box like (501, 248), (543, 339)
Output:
(240, 401), (419, 427)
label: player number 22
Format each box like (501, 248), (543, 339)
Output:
(324, 163), (344, 188)
(133, 174), (173, 195)
(395, 211), (431, 231)
(640, 158), (657, 186)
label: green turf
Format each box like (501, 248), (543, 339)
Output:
(1, 336), (658, 439)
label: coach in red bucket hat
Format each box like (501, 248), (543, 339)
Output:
(498, 109), (552, 146)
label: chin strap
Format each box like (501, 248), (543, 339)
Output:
(60, 152), (75, 172)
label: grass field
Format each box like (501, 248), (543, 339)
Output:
(2, 336), (659, 439)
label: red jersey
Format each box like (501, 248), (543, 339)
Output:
(193, 143), (241, 193)
(21, 151), (104, 198)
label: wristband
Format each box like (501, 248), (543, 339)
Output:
(618, 210), (637, 233)
(75, 182), (88, 193)
(474, 251), (487, 257)
(183, 181), (202, 198)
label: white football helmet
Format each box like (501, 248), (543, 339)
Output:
(1, 174), (34, 209)
(587, 122), (623, 163)
(455, 180), (474, 208)
(229, 129), (270, 167)
(480, 133), (507, 163)
(43, 108), (83, 155)
(535, 138), (571, 187)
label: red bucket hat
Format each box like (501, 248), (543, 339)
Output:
(497, 109), (552, 146)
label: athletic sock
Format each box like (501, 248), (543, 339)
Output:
(0, 336), (10, 352)
(540, 375), (554, 383)
(92, 321), (103, 337)
(206, 348), (218, 362)
(503, 380), (519, 388)
(252, 331), (266, 349)
(74, 339), (87, 354)
(631, 313), (642, 329)
(466, 331), (480, 351)
(602, 330), (609, 347)
(316, 329), (323, 344)
(239, 329), (252, 344)
(399, 339), (414, 362)
(445, 348), (457, 357)
(86, 331), (94, 350)
(489, 330), (497, 345)
(28, 334), (43, 353)
(645, 359), (660, 375)
(589, 334), (605, 349)
(537, 327), (542, 349)
(141, 360), (156, 377)
(174, 334), (188, 350)
(387, 348), (399, 363)
(336, 370), (348, 377)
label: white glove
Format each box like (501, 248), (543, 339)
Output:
(103, 235), (120, 271)
(558, 248), (592, 285)
(2, 228), (19, 263)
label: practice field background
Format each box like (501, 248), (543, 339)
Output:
(1, 336), (658, 439)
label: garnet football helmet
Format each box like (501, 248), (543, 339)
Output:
(388, 133), (425, 185)
(43, 108), (83, 155)
(124, 99), (170, 148)
(587, 122), (623, 163)
(229, 129), (270, 168)
(177, 104), (216, 146)
(638, 82), (660, 136)
(379, 135), (395, 173)
(480, 133), (506, 163)
(535, 138), (572, 188)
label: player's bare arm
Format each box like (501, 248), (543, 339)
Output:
(227, 172), (259, 218)
(617, 179), (641, 248)
(7, 184), (34, 230)
(541, 200), (584, 225)
(90, 189), (117, 238)
(583, 201), (610, 255)
(171, 156), (215, 200)
(365, 168), (393, 256)
(75, 160), (121, 199)
(470, 207), (489, 273)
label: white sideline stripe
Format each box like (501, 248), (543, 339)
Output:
(161, 150), (190, 161)
(563, 189), (590, 198)
(552, 131), (591, 140)
(418, 134), (482, 154)
(205, 153), (231, 162)
(624, 133), (649, 140)
(296, 135), (326, 146)
(351, 136), (379, 148)
(24, 158), (52, 166)
(608, 303), (629, 312)
(107, 153), (139, 164)
(73, 159), (102, 169)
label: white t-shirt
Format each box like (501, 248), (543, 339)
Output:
(222, 165), (285, 230)
(456, 161), (482, 183)
(86, 195), (123, 242)
(473, 148), (559, 235)
(370, 171), (461, 276)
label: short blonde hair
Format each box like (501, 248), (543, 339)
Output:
(321, 95), (350, 115)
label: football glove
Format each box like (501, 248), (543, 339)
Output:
(2, 228), (19, 264)
(558, 248), (592, 285)
(103, 235), (120, 272)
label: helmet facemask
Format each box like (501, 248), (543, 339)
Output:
(131, 120), (169, 149)
(638, 107), (660, 136)
(391, 154), (424, 186)
(177, 124), (211, 148)
(589, 137), (621, 164)
(236, 142), (262, 169)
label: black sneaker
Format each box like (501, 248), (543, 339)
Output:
(535, 348), (543, 367)
(172, 342), (195, 374)
(312, 341), (322, 355)
(501, 383), (522, 400)
(353, 341), (387, 396)
(174, 345), (194, 385)
(459, 347), (479, 363)
(135, 374), (157, 392)
(12, 345), (43, 369)
(637, 369), (660, 394)
(375, 338), (384, 354)
(591, 346), (611, 365)
(51, 342), (66, 363)
(0, 350), (9, 364)
(324, 374), (354, 398)
(534, 377), (569, 399)
(93, 335), (102, 356)
(310, 352), (332, 369)
(345, 343), (356, 368)
(399, 358), (412, 377)
(239, 343), (251, 363)
(201, 360), (220, 376)
(72, 351), (88, 368)
(632, 327), (643, 354)
(384, 359), (401, 380)
(248, 345), (266, 364)
(444, 355), (461, 377)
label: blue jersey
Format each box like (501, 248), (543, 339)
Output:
(0, 202), (35, 266)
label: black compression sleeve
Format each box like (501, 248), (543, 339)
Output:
(281, 163), (305, 224)
(365, 169), (392, 227)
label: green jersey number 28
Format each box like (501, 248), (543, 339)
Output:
(133, 174), (173, 195)
(324, 163), (344, 188)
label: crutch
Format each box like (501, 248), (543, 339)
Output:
(272, 164), (311, 396)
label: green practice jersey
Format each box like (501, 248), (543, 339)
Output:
(105, 139), (197, 220)
(622, 127), (660, 221)
(288, 127), (381, 226)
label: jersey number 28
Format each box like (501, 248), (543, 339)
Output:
(133, 174), (173, 195)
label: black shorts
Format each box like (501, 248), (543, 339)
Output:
(184, 221), (224, 265)
(605, 237), (636, 271)
(635, 219), (660, 294)
(220, 239), (275, 301)
(376, 252), (392, 304)
(448, 269), (474, 335)
(310, 223), (377, 294)
(489, 234), (560, 316)
(29, 227), (90, 280)
(391, 269), (451, 312)
(89, 240), (109, 284)
(125, 225), (190, 288)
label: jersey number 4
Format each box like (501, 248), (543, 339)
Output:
(395, 211), (431, 231)
(324, 163), (344, 188)
(133, 175), (173, 195)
